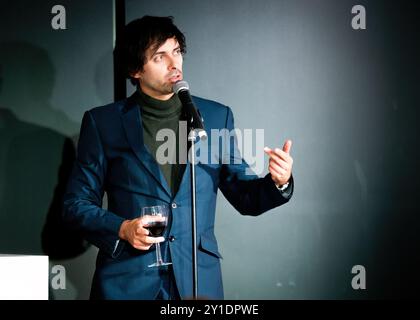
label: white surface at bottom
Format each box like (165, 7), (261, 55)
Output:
(0, 255), (49, 300)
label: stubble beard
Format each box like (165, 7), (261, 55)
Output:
(161, 82), (174, 94)
(141, 80), (174, 97)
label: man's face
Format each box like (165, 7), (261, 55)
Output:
(132, 37), (183, 100)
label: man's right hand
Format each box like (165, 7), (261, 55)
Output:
(118, 217), (165, 250)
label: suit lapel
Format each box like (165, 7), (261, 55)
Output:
(120, 94), (172, 198)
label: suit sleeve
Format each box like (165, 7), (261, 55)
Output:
(63, 111), (125, 257)
(218, 107), (294, 216)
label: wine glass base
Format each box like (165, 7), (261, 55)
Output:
(148, 261), (172, 268)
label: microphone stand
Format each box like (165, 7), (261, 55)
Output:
(187, 128), (199, 300)
(175, 82), (206, 300)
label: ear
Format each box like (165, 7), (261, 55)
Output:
(130, 70), (142, 79)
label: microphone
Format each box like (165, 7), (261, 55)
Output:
(173, 80), (207, 140)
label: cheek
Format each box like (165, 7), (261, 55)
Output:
(141, 66), (164, 83)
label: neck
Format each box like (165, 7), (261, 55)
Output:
(139, 84), (174, 101)
(137, 87), (182, 116)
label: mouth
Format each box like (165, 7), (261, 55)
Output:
(168, 73), (182, 83)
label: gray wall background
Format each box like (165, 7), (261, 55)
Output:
(0, 0), (112, 299)
(1, 0), (419, 299)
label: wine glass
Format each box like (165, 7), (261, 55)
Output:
(141, 204), (172, 267)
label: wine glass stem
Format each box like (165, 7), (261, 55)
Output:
(155, 242), (163, 264)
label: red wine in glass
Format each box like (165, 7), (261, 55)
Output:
(141, 205), (172, 267)
(144, 221), (166, 237)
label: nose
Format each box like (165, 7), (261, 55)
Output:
(167, 57), (177, 70)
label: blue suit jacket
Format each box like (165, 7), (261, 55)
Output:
(63, 93), (293, 299)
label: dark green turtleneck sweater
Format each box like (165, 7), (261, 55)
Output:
(137, 90), (186, 196)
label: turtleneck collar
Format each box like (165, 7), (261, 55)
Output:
(136, 88), (182, 120)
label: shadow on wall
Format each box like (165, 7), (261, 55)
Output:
(0, 41), (90, 299)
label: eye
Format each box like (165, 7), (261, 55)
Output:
(174, 48), (181, 56)
(154, 55), (163, 62)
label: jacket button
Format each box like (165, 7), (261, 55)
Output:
(171, 203), (177, 209)
(169, 236), (176, 242)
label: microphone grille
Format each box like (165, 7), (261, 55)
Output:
(173, 80), (189, 94)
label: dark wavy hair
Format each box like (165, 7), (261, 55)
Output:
(117, 16), (186, 85)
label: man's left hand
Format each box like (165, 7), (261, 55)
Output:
(264, 140), (293, 187)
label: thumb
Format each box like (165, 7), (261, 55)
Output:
(263, 146), (272, 154)
(282, 140), (292, 154)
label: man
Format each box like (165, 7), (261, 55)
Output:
(63, 16), (294, 300)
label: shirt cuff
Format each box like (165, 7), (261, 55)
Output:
(277, 181), (290, 191)
(275, 175), (294, 198)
